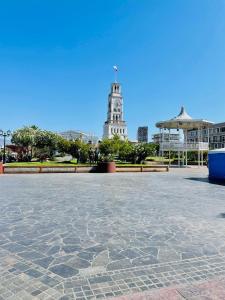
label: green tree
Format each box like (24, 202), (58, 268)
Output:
(11, 126), (39, 160)
(57, 136), (71, 155)
(130, 143), (158, 164)
(118, 140), (134, 162)
(67, 140), (83, 160)
(34, 130), (59, 161)
(79, 143), (90, 163)
(111, 134), (123, 155)
(99, 138), (114, 161)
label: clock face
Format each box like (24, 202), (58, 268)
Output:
(114, 98), (121, 107)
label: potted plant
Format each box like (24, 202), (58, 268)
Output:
(98, 139), (116, 173)
(0, 161), (3, 174)
(97, 154), (116, 173)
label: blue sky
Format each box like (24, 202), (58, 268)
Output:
(1, 0), (225, 140)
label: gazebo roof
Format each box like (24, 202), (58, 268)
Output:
(156, 106), (214, 130)
(172, 106), (192, 120)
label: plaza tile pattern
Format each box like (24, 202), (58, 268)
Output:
(0, 169), (225, 299)
(112, 276), (225, 299)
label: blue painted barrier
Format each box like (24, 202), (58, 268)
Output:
(208, 148), (225, 181)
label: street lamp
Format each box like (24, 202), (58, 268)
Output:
(0, 130), (11, 164)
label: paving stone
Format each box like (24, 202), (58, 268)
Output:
(40, 275), (60, 287)
(107, 259), (132, 271)
(34, 256), (54, 269)
(49, 264), (79, 278)
(62, 245), (82, 253)
(13, 262), (30, 272)
(2, 242), (27, 253)
(67, 257), (91, 269)
(1, 169), (225, 299)
(132, 256), (158, 267)
(24, 268), (43, 278)
(92, 251), (110, 267)
(18, 250), (46, 261)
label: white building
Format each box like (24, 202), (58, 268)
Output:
(152, 132), (180, 144)
(187, 122), (225, 149)
(60, 130), (99, 144)
(103, 82), (128, 140)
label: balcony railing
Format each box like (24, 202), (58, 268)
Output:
(160, 142), (209, 151)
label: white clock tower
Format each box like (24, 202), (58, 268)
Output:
(103, 82), (128, 140)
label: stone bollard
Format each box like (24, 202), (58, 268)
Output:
(0, 162), (4, 174)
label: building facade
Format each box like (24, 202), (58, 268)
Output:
(137, 126), (148, 143)
(187, 122), (225, 149)
(152, 132), (180, 144)
(103, 83), (128, 140)
(60, 130), (99, 144)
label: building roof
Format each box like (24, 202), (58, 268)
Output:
(171, 106), (192, 120)
(156, 106), (214, 130)
(209, 148), (225, 154)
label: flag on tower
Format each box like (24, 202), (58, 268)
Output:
(113, 65), (118, 71)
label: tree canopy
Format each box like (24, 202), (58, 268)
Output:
(11, 127), (159, 163)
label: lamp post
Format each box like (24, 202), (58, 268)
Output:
(0, 130), (11, 164)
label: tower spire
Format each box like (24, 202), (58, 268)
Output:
(113, 65), (118, 83)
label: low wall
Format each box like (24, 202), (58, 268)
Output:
(116, 165), (169, 172)
(2, 165), (169, 174)
(3, 166), (97, 174)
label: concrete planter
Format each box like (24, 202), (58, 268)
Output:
(97, 162), (116, 173)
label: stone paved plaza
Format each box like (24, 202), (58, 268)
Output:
(1, 168), (225, 299)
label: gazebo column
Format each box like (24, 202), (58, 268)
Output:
(185, 129), (188, 167)
(181, 129), (184, 167)
(197, 127), (200, 167)
(169, 129), (171, 167)
(201, 127), (204, 166)
(182, 150), (184, 167)
(162, 128), (164, 163)
(159, 128), (162, 158)
(208, 127), (210, 147)
(200, 127), (202, 166)
(178, 149), (180, 167)
(178, 128), (181, 167)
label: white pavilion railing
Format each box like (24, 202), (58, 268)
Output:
(160, 142), (209, 151)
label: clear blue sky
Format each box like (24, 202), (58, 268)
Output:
(1, 0), (225, 140)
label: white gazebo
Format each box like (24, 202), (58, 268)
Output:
(156, 107), (214, 167)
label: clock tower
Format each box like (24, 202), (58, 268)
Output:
(103, 82), (128, 140)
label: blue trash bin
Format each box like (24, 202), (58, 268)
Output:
(208, 148), (225, 181)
